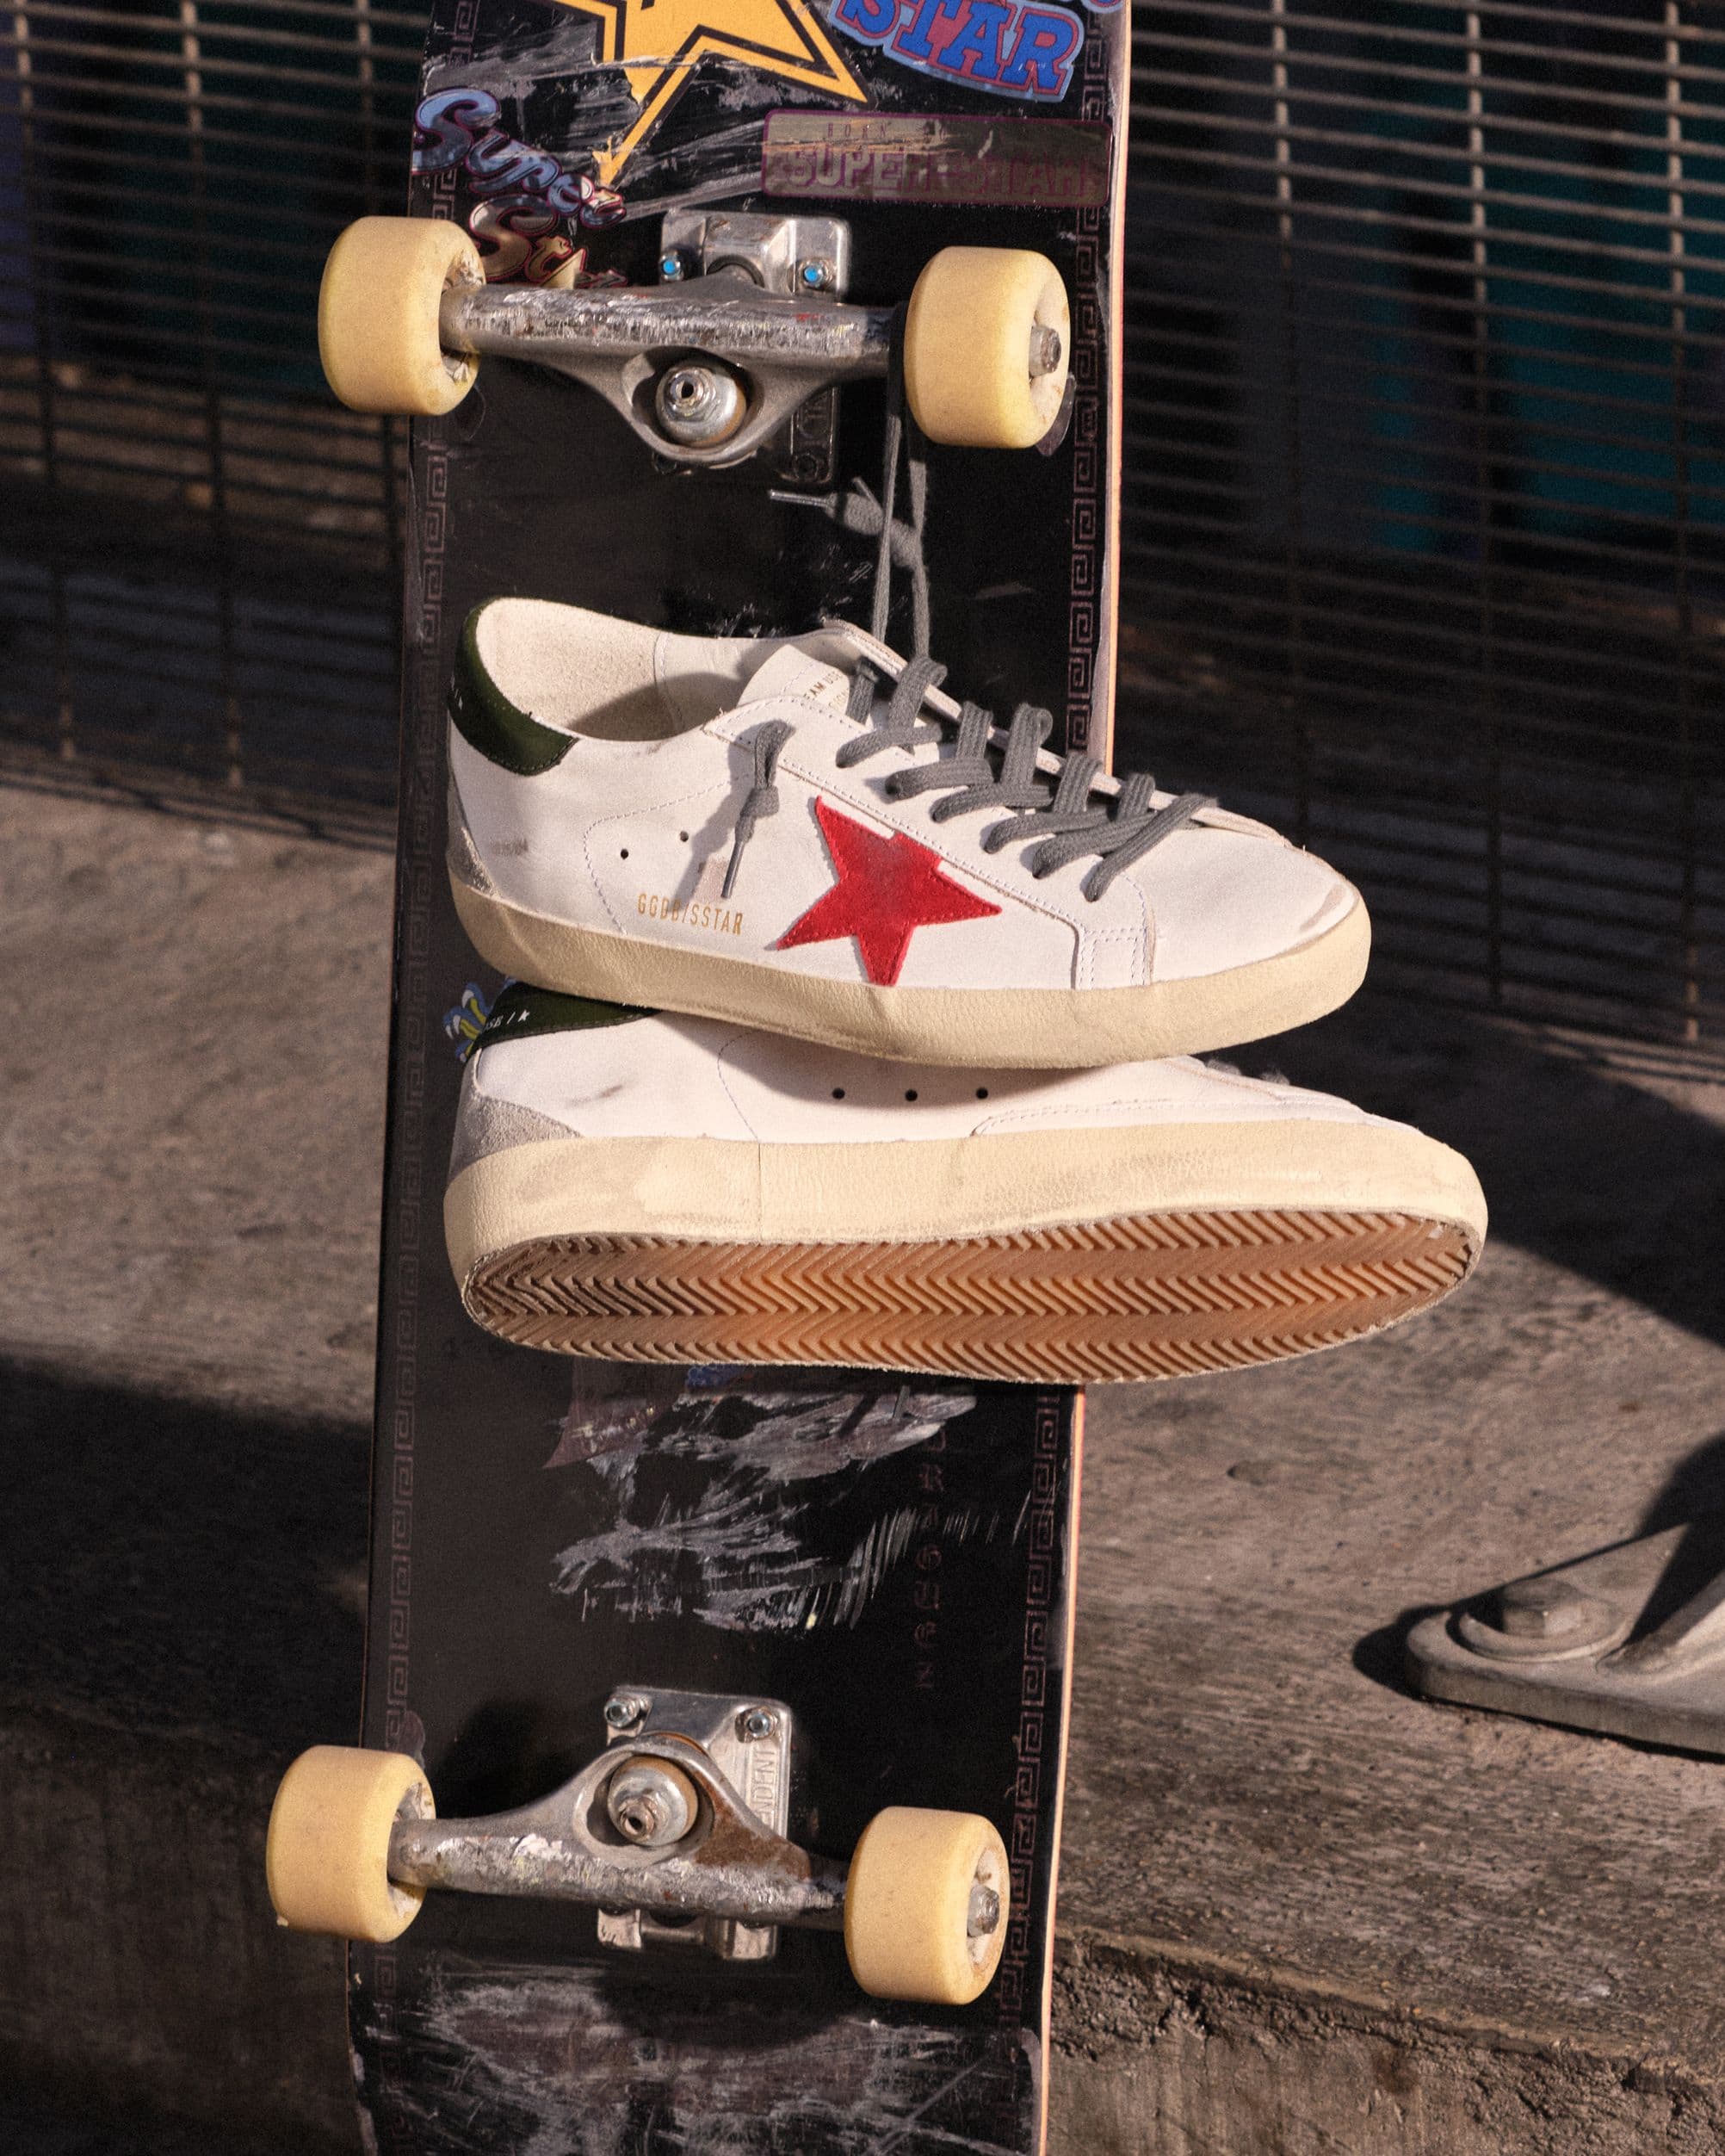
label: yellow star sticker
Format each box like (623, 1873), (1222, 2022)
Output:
(554, 0), (867, 183)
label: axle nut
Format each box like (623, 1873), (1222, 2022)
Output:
(606, 1757), (699, 1848)
(654, 362), (746, 447)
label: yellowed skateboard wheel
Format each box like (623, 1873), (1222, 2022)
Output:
(318, 216), (482, 416)
(904, 248), (1070, 449)
(265, 1744), (433, 1942)
(844, 1806), (1011, 2004)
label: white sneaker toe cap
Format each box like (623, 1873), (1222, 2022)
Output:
(1138, 828), (1363, 984)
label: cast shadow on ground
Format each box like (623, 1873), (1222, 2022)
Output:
(0, 1357), (368, 1749)
(1282, 992), (1725, 1700)
(1248, 988), (1725, 1351)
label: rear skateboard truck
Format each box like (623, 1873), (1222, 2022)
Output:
(266, 1683), (1010, 2008)
(317, 212), (1071, 463)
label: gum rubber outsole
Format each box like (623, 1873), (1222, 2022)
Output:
(461, 1207), (1476, 1383)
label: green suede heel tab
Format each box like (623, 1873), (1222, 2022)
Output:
(473, 982), (656, 1056)
(449, 606), (574, 776)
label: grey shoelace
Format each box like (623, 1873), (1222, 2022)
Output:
(720, 716), (793, 900)
(723, 650), (1213, 904)
(838, 654), (1214, 901)
(727, 352), (1213, 901)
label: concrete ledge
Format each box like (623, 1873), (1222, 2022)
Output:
(1053, 1936), (1723, 2155)
(9, 780), (1725, 2149)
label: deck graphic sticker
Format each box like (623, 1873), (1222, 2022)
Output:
(827, 0), (1085, 102)
(552, 0), (867, 183)
(414, 86), (626, 283)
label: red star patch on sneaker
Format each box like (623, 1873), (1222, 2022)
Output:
(776, 800), (1001, 987)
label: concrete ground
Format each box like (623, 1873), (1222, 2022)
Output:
(4, 775), (1725, 2152)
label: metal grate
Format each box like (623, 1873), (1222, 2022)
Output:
(1, 2), (1722, 1041)
(1118, 0), (1725, 1044)
(0, 1), (421, 815)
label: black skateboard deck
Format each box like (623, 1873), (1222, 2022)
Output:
(349, 1369), (1082, 2153)
(343, 0), (1128, 2144)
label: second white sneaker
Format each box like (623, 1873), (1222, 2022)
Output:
(446, 598), (1369, 1069)
(445, 986), (1486, 1385)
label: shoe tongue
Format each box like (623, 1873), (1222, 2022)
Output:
(736, 632), (854, 712)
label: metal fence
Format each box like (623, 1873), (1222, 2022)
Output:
(3, 1), (1722, 1041)
(0, 1), (415, 817)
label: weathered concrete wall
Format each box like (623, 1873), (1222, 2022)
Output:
(0, 1706), (351, 2149)
(1054, 1939), (1725, 2156)
(0, 781), (385, 2147)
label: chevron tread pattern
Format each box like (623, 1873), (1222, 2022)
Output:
(463, 1209), (1475, 1382)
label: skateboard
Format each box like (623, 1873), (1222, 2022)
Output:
(267, 0), (1128, 2145)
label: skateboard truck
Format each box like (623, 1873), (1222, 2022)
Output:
(318, 214), (1073, 465)
(393, 1687), (834, 1964)
(590, 1684), (801, 1961)
(266, 1687), (1011, 2005)
(440, 212), (881, 474)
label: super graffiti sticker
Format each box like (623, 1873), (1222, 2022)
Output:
(414, 88), (625, 285)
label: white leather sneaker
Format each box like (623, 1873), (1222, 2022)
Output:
(446, 599), (1369, 1069)
(445, 987), (1486, 1384)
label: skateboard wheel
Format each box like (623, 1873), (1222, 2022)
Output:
(318, 216), (482, 416)
(265, 1745), (433, 1942)
(844, 1806), (1010, 2004)
(903, 248), (1070, 450)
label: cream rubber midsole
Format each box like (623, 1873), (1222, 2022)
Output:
(446, 1119), (1487, 1284)
(451, 878), (1371, 1069)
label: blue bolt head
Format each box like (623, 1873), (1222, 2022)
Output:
(659, 251), (683, 282)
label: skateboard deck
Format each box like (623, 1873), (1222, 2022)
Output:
(340, 0), (1128, 2145)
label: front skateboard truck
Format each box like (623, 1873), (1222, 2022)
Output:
(266, 1684), (1010, 2008)
(317, 212), (1070, 463)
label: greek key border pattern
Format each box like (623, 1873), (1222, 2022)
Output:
(365, 0), (477, 2086)
(994, 1386), (1065, 2025)
(1062, 27), (1110, 760)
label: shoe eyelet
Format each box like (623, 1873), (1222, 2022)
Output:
(904, 1089), (918, 1102)
(976, 1087), (988, 1100)
(832, 1087), (845, 1100)
(620, 847), (629, 859)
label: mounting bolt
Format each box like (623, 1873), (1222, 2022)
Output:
(739, 1707), (776, 1742)
(658, 251), (684, 282)
(604, 1693), (649, 1731)
(1456, 1574), (1622, 1662)
(798, 257), (832, 293)
(968, 1882), (1001, 1937)
(1496, 1577), (1603, 1641)
(1029, 323), (1063, 380)
(606, 1758), (696, 1847)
